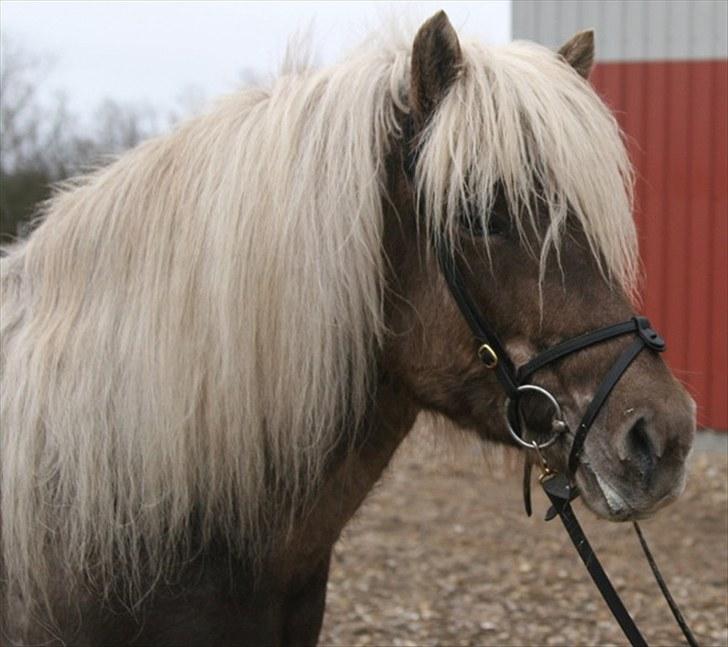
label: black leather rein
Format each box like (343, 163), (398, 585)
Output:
(435, 238), (700, 647)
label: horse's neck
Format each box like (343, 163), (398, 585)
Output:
(271, 152), (419, 588)
(273, 372), (419, 586)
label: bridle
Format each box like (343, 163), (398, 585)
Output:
(436, 239), (667, 476)
(401, 113), (698, 643)
(435, 237), (700, 647)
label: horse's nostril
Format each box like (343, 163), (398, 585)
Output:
(626, 417), (657, 476)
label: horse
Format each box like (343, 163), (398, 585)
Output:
(1, 11), (696, 646)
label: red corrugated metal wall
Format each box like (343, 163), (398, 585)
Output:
(591, 61), (728, 430)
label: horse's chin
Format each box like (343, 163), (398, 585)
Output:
(574, 461), (686, 522)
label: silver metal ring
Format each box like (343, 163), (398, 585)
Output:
(505, 384), (567, 451)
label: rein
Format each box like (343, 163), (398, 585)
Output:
(435, 239), (700, 647)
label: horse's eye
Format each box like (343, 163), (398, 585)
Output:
(459, 213), (509, 238)
(485, 217), (509, 237)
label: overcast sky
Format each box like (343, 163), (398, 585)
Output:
(1, 1), (511, 123)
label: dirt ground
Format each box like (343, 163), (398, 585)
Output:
(319, 430), (728, 647)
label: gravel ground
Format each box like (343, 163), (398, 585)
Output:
(319, 430), (728, 647)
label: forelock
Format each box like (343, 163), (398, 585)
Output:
(415, 39), (638, 295)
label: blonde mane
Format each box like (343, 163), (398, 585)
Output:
(1, 29), (636, 611)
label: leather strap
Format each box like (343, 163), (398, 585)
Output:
(633, 522), (700, 647)
(542, 474), (648, 647)
(436, 244), (519, 398)
(567, 336), (646, 473)
(517, 319), (638, 382)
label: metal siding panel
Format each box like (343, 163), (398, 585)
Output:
(528, 0), (540, 43)
(532, 0), (544, 43)
(623, 63), (646, 250)
(595, 57), (624, 120)
(716, 0), (728, 58)
(528, 0), (541, 44)
(512, 1), (728, 428)
(513, 1), (524, 42)
(668, 1), (693, 60)
(622, 62), (649, 343)
(592, 61), (728, 429)
(579, 0), (602, 35)
(601, 0), (623, 60)
(663, 61), (691, 387)
(541, 0), (561, 47)
(624, 0), (647, 61)
(687, 61), (714, 426)
(691, 0), (728, 58)
(512, 0), (728, 61)
(640, 62), (670, 329)
(709, 60), (728, 428)
(558, 0), (579, 43)
(573, 0), (585, 34)
(554, 2), (582, 42)
(693, 1), (714, 58)
(511, 1), (535, 43)
(645, 0), (669, 62)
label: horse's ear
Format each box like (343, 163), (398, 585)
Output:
(410, 11), (463, 127)
(558, 29), (595, 79)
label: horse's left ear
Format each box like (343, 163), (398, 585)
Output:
(410, 10), (463, 126)
(558, 29), (595, 79)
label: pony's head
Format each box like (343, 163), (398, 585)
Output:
(383, 12), (695, 521)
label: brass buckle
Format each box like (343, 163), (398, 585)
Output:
(477, 343), (498, 368)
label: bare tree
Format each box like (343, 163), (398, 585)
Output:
(0, 33), (52, 173)
(0, 34), (216, 242)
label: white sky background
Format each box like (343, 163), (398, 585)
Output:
(1, 1), (511, 125)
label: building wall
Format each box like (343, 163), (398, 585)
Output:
(512, 0), (728, 60)
(513, 0), (728, 429)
